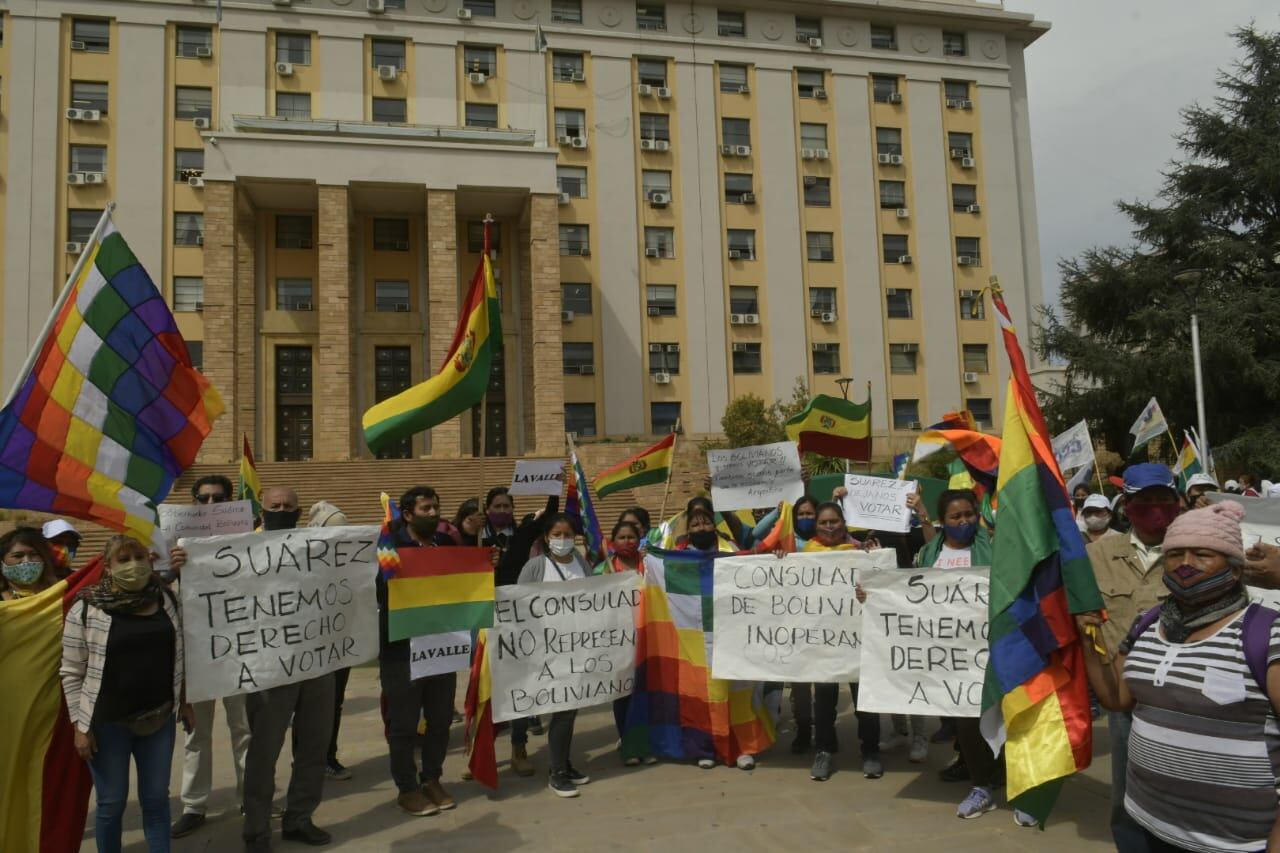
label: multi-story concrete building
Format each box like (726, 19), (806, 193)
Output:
(0, 0), (1048, 464)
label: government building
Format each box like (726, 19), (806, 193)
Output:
(0, 0), (1050, 465)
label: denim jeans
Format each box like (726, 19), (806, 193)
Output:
(1110, 710), (1151, 853)
(88, 717), (176, 853)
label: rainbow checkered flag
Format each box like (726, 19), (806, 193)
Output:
(0, 208), (223, 549)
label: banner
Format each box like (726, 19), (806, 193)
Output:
(155, 500), (256, 573)
(857, 567), (990, 717)
(489, 572), (641, 723)
(1052, 420), (1093, 474)
(841, 475), (915, 533)
(707, 441), (804, 511)
(1207, 492), (1280, 547)
(410, 631), (473, 680)
(508, 459), (565, 496)
(179, 525), (380, 702)
(711, 549), (896, 681)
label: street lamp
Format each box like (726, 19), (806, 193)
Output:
(836, 377), (854, 400)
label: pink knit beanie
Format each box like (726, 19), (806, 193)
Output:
(1162, 501), (1246, 562)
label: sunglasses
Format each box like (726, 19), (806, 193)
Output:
(195, 493), (230, 504)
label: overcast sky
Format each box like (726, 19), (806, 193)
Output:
(1008, 0), (1280, 309)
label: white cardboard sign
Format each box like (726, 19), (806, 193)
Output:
(841, 475), (915, 533)
(155, 500), (256, 573)
(410, 631), (473, 679)
(508, 459), (566, 496)
(707, 441), (805, 511)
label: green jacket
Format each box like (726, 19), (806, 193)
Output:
(913, 527), (993, 568)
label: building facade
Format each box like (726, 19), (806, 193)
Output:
(0, 0), (1048, 463)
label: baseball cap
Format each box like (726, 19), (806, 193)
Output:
(1225, 479), (1241, 492)
(1123, 463), (1176, 495)
(42, 519), (80, 540)
(1082, 494), (1111, 512)
(1185, 473), (1219, 492)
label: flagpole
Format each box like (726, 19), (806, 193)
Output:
(658, 418), (680, 520)
(1191, 314), (1210, 476)
(476, 213), (495, 511)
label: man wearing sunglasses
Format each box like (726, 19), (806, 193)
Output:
(193, 474), (234, 505)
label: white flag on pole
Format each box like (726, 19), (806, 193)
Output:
(1052, 420), (1093, 474)
(1129, 397), (1167, 451)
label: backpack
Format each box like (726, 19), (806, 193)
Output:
(1123, 602), (1280, 694)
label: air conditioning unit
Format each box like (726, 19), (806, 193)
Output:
(887, 93), (903, 104)
(561, 310), (574, 322)
(740, 192), (756, 205)
(946, 98), (973, 110)
(896, 208), (909, 219)
(557, 134), (573, 145)
(813, 87), (828, 100)
(813, 148), (830, 160)
(639, 138), (655, 150)
(70, 40), (87, 51)
(653, 372), (672, 384)
(66, 172), (86, 185)
(65, 241), (84, 254)
(732, 342), (749, 353)
(84, 172), (106, 185)
(645, 247), (660, 258)
(963, 372), (979, 384)
(577, 247), (591, 256)
(966, 203), (981, 214)
(647, 305), (661, 315)
(808, 37), (823, 48)
(743, 313), (760, 324)
(949, 148), (969, 159)
(367, 0), (386, 11)
(810, 307), (824, 318)
(276, 61), (295, 76)
(665, 343), (679, 352)
(729, 313), (745, 325)
(571, 137), (587, 149)
(654, 140), (670, 152)
(961, 157), (976, 168)
(557, 192), (571, 205)
(908, 420), (923, 430)
(571, 71), (586, 82)
(195, 46), (213, 58)
(188, 176), (205, 188)
(655, 87), (671, 99)
(296, 301), (313, 311)
(811, 343), (835, 352)
(69, 108), (102, 123)
(457, 7), (473, 18)
(381, 65), (401, 82)
(649, 192), (670, 206)
(801, 148), (817, 160)
(815, 311), (833, 323)
(898, 255), (913, 265)
(737, 84), (750, 95)
(580, 364), (596, 375)
(958, 255), (978, 266)
(720, 144), (735, 156)
(193, 117), (211, 129)
(727, 249), (743, 260)
(734, 144), (751, 156)
(468, 71), (487, 84)
(637, 84), (654, 96)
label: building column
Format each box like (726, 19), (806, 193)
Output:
(315, 184), (354, 461)
(426, 189), (462, 457)
(233, 190), (257, 459)
(200, 180), (237, 463)
(527, 193), (564, 455)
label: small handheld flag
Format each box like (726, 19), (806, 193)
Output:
(1129, 397), (1167, 452)
(238, 434), (262, 516)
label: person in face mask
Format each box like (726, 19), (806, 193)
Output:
(1078, 500), (1280, 853)
(1072, 484), (1091, 514)
(1080, 494), (1119, 544)
(260, 485), (303, 532)
(1183, 472), (1220, 510)
(0, 527), (60, 600)
(61, 535), (192, 853)
(42, 518), (82, 577)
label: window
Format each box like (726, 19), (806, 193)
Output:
(275, 92), (312, 118)
(944, 80), (971, 101)
(373, 218), (410, 251)
(729, 286), (758, 314)
(879, 180), (906, 209)
(804, 177), (831, 207)
(727, 230), (755, 260)
(68, 210), (98, 244)
(644, 227), (675, 258)
(649, 345), (680, 375)
(372, 38), (407, 69)
(72, 19), (109, 53)
(639, 113), (670, 142)
(175, 87), (212, 120)
(719, 63), (748, 93)
(276, 33), (312, 65)
(952, 184), (978, 211)
(797, 69), (825, 98)
(637, 58), (667, 87)
(724, 173), (754, 204)
(812, 344), (840, 374)
(949, 131), (974, 157)
(373, 347), (412, 457)
(275, 345), (313, 461)
(374, 98), (408, 123)
(464, 0), (496, 16)
(637, 4), (666, 31)
(957, 237), (981, 264)
(876, 126), (903, 155)
(175, 150), (204, 181)
(565, 403), (597, 437)
(384, 0), (406, 8)
(554, 108), (586, 138)
(872, 75), (900, 103)
(646, 285), (677, 316)
(552, 0), (584, 24)
(806, 232), (834, 262)
(809, 287), (836, 314)
(796, 16), (822, 41)
(70, 81), (108, 114)
(800, 123), (828, 149)
(188, 342), (204, 371)
(562, 283), (592, 315)
(943, 31), (967, 57)
(465, 103), (498, 128)
(893, 399), (920, 430)
(374, 280), (411, 312)
(717, 10), (746, 38)
(732, 343), (762, 374)
(960, 290), (986, 320)
(885, 288), (912, 319)
(464, 45), (497, 76)
(174, 277), (204, 312)
(176, 26), (212, 58)
(554, 52), (584, 82)
(870, 25), (896, 50)
(276, 215), (313, 249)
(642, 170), (672, 198)
(889, 344), (918, 375)
(651, 402), (681, 434)
(174, 213), (204, 246)
(69, 145), (107, 173)
(563, 342), (595, 375)
(968, 398), (993, 429)
(558, 166), (588, 198)
(559, 224), (590, 255)
(883, 234), (909, 263)
(276, 278), (314, 311)
(963, 344), (989, 374)
(721, 117), (751, 147)
(466, 222), (502, 253)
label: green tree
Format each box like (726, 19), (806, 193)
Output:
(1038, 27), (1280, 475)
(718, 393), (786, 448)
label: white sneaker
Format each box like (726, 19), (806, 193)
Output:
(908, 735), (928, 763)
(879, 732), (909, 752)
(736, 754), (755, 770)
(1014, 809), (1037, 827)
(697, 758), (716, 769)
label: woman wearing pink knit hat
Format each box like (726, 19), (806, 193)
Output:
(1079, 500), (1280, 852)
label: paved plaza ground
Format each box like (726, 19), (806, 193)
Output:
(85, 665), (1115, 852)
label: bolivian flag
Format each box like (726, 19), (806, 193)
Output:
(784, 393), (871, 461)
(238, 434), (262, 516)
(362, 226), (501, 454)
(385, 546), (495, 641)
(593, 433), (675, 498)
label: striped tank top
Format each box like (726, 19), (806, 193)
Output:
(1122, 611), (1280, 853)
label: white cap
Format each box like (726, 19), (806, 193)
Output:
(1185, 473), (1220, 491)
(1082, 494), (1111, 511)
(1225, 479), (1241, 492)
(42, 519), (80, 540)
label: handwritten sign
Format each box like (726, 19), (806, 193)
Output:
(489, 572), (640, 723)
(707, 441), (804, 511)
(509, 459), (566, 497)
(857, 567), (990, 717)
(841, 475), (915, 533)
(160, 500), (256, 539)
(179, 525), (380, 703)
(410, 631), (473, 680)
(711, 549), (896, 682)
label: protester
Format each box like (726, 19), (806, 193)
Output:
(1080, 494), (1119, 544)
(454, 499), (486, 546)
(62, 535), (190, 853)
(1224, 479), (1243, 495)
(1109, 492), (1132, 534)
(307, 501), (354, 783)
(494, 494), (559, 587)
(171, 474), (252, 840)
(618, 506), (652, 538)
(482, 488), (516, 548)
(42, 518), (82, 576)
(1072, 483), (1091, 513)
(1078, 501), (1280, 853)
(1086, 463), (1181, 851)
(1239, 474), (1261, 497)
(676, 501), (737, 553)
(1, 526), (60, 600)
(1183, 472), (1219, 510)
(517, 513), (595, 797)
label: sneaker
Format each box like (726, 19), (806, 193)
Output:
(790, 728), (812, 754)
(643, 756), (659, 765)
(736, 754), (755, 770)
(1014, 809), (1038, 828)
(171, 812), (206, 838)
(280, 819), (331, 846)
(461, 769), (474, 781)
(397, 789), (440, 817)
(879, 731), (908, 752)
(939, 755), (970, 783)
(565, 765), (591, 786)
(422, 779), (456, 811)
(528, 717), (545, 736)
(862, 757), (884, 779)
(548, 772), (579, 798)
(623, 756), (641, 767)
(325, 761), (352, 781)
(510, 744), (535, 777)
(697, 758), (716, 769)
(908, 735), (928, 764)
(810, 750), (833, 782)
(956, 786), (997, 819)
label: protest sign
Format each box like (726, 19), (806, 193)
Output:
(841, 475), (915, 533)
(410, 631), (473, 679)
(711, 549), (896, 682)
(509, 459), (566, 496)
(1052, 420), (1094, 474)
(857, 567), (990, 717)
(154, 500), (256, 573)
(1207, 493), (1280, 548)
(179, 525), (380, 703)
(489, 572), (640, 723)
(707, 441), (804, 511)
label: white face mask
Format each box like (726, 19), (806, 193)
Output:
(548, 537), (576, 558)
(1084, 515), (1111, 532)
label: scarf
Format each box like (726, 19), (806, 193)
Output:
(1158, 582), (1250, 644)
(76, 575), (164, 616)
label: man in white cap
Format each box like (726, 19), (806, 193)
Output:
(1080, 494), (1118, 544)
(1183, 472), (1219, 510)
(40, 519), (81, 576)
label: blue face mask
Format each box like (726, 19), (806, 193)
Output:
(795, 518), (817, 539)
(3, 561), (43, 587)
(943, 522), (979, 546)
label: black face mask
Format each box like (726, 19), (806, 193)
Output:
(410, 515), (440, 539)
(689, 530), (718, 551)
(1072, 497), (1085, 510)
(262, 508), (301, 531)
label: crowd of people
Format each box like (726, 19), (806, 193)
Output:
(4, 462), (1280, 852)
